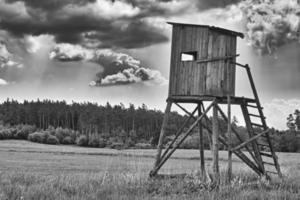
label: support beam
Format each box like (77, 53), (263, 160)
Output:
(160, 106), (198, 161)
(201, 104), (213, 150)
(149, 100), (215, 177)
(198, 103), (205, 179)
(162, 100), (264, 177)
(212, 103), (220, 184)
(227, 95), (232, 183)
(232, 129), (269, 151)
(153, 101), (172, 168)
(199, 115), (263, 176)
(215, 104), (261, 166)
(181, 103), (260, 177)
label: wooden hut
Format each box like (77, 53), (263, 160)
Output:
(168, 22), (243, 99)
(150, 22), (282, 183)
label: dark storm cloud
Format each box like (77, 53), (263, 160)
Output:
(123, 0), (190, 17)
(5, 0), (96, 11)
(0, 0), (246, 49)
(196, 0), (241, 10)
(0, 0), (172, 49)
(83, 21), (168, 48)
(124, 0), (241, 15)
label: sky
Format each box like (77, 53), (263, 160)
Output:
(0, 0), (299, 130)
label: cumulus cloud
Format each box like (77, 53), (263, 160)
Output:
(49, 43), (167, 86)
(49, 43), (93, 61)
(0, 41), (11, 63)
(23, 35), (48, 53)
(0, 78), (8, 86)
(0, 41), (22, 68)
(240, 0), (300, 55)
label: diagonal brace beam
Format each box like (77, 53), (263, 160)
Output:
(159, 105), (198, 162)
(214, 104), (261, 167)
(149, 100), (215, 177)
(200, 120), (263, 176)
(177, 104), (263, 176)
(232, 129), (269, 151)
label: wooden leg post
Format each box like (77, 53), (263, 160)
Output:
(198, 103), (205, 180)
(227, 95), (232, 183)
(150, 101), (172, 177)
(212, 102), (220, 185)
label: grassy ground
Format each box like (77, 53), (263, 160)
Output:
(0, 140), (299, 199)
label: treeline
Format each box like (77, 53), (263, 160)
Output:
(0, 99), (186, 147)
(0, 99), (299, 152)
(0, 99), (179, 141)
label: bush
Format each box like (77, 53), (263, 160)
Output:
(124, 138), (135, 148)
(180, 135), (199, 149)
(109, 142), (124, 150)
(88, 137), (99, 147)
(55, 127), (67, 143)
(134, 143), (152, 149)
(46, 126), (56, 136)
(0, 128), (15, 139)
(98, 138), (106, 148)
(62, 136), (74, 144)
(46, 135), (59, 145)
(55, 127), (77, 144)
(76, 135), (88, 146)
(28, 132), (49, 143)
(15, 125), (36, 139)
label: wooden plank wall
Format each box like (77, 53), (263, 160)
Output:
(168, 25), (237, 97)
(205, 31), (236, 96)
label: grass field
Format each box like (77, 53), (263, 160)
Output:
(0, 140), (299, 200)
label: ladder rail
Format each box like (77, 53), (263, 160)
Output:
(241, 102), (266, 173)
(232, 61), (282, 178)
(244, 64), (282, 177)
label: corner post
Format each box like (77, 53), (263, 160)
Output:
(198, 102), (206, 180)
(212, 101), (220, 185)
(227, 95), (232, 183)
(150, 101), (172, 177)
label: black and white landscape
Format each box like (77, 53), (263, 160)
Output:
(0, 0), (299, 199)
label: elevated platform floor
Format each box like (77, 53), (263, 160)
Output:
(168, 95), (256, 105)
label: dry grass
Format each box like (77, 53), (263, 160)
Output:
(0, 140), (299, 200)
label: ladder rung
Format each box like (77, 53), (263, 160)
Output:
(251, 123), (264, 127)
(266, 170), (278, 174)
(247, 104), (263, 109)
(249, 113), (261, 118)
(249, 114), (266, 119)
(263, 161), (275, 166)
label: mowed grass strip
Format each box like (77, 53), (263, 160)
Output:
(0, 140), (299, 200)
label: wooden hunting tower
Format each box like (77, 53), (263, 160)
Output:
(150, 22), (282, 183)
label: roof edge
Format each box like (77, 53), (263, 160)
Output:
(167, 22), (244, 39)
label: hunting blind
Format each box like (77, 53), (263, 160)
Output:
(150, 22), (282, 182)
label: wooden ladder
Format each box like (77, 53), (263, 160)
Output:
(240, 64), (282, 178)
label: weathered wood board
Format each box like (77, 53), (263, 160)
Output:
(168, 23), (240, 98)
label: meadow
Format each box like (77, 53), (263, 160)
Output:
(0, 140), (299, 200)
